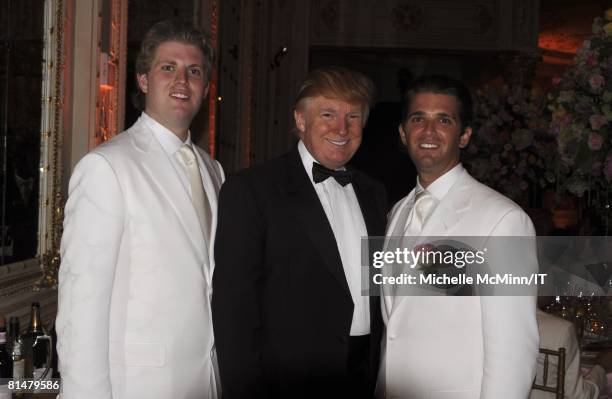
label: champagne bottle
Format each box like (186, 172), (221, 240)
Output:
(0, 320), (13, 379)
(8, 318), (24, 380)
(23, 303), (50, 380)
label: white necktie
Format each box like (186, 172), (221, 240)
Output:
(177, 144), (212, 243)
(406, 188), (435, 233)
(415, 189), (435, 226)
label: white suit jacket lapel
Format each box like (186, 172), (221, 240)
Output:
(388, 171), (473, 316)
(193, 148), (222, 284)
(420, 170), (472, 237)
(383, 191), (415, 317)
(130, 120), (206, 263)
(386, 192), (415, 238)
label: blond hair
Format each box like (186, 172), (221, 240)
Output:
(294, 66), (375, 120)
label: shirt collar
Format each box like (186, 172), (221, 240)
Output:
(297, 140), (317, 182)
(416, 163), (464, 201)
(141, 112), (193, 156)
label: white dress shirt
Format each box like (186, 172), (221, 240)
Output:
(298, 141), (370, 335)
(403, 163), (463, 235)
(141, 112), (213, 203)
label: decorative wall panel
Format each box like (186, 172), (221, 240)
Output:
(310, 0), (538, 51)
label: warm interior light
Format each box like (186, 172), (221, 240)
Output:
(541, 54), (574, 65)
(538, 32), (579, 54)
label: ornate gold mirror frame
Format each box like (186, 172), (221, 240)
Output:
(38, 0), (64, 289)
(0, 0), (64, 302)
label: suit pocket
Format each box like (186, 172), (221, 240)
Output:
(109, 341), (166, 367)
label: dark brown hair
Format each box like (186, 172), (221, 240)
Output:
(400, 75), (473, 131)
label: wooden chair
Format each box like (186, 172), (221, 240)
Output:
(532, 347), (566, 399)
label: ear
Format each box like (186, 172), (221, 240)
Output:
(459, 127), (472, 149)
(294, 110), (306, 133)
(203, 81), (210, 99)
(398, 123), (408, 147)
(137, 73), (149, 94)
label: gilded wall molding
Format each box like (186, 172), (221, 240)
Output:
(37, 0), (65, 290)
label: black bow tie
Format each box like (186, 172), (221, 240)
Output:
(312, 162), (353, 186)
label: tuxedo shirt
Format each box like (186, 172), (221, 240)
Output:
(146, 114), (198, 202)
(297, 141), (370, 335)
(402, 164), (464, 236)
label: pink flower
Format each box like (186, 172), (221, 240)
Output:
(552, 76), (562, 86)
(589, 114), (608, 130)
(588, 132), (604, 150)
(589, 74), (605, 90)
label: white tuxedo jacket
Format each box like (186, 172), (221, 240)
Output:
(56, 115), (224, 399)
(378, 167), (539, 399)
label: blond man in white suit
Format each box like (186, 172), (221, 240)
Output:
(377, 75), (539, 399)
(56, 20), (224, 399)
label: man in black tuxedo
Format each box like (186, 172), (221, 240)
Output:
(212, 66), (387, 399)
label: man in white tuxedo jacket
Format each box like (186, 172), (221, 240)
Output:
(377, 75), (539, 398)
(56, 20), (224, 399)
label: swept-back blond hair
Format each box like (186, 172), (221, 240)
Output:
(294, 66), (375, 121)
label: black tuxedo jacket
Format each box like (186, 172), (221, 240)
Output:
(212, 146), (387, 399)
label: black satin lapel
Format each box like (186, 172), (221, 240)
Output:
(352, 174), (386, 319)
(351, 175), (384, 238)
(284, 149), (351, 297)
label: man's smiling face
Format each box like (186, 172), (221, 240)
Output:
(137, 40), (209, 140)
(399, 92), (472, 186)
(294, 95), (365, 170)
